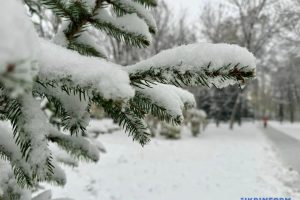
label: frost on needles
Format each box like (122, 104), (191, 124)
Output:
(0, 0), (256, 199)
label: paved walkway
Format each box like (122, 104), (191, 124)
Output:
(262, 125), (300, 174)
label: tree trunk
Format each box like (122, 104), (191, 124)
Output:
(279, 103), (284, 123)
(290, 103), (295, 123)
(229, 93), (241, 130)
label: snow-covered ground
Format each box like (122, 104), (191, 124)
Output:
(48, 122), (300, 200)
(270, 121), (300, 141)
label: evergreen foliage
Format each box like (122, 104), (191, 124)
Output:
(0, 0), (256, 199)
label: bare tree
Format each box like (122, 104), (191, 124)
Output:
(200, 0), (282, 129)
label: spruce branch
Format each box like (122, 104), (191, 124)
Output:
(129, 63), (255, 88)
(2, 95), (54, 182)
(40, 0), (71, 19)
(68, 40), (107, 58)
(109, 0), (157, 33)
(41, 0), (152, 53)
(47, 131), (99, 162)
(0, 147), (33, 188)
(131, 91), (182, 124)
(92, 94), (151, 146)
(0, 124), (64, 188)
(35, 78), (151, 146)
(34, 82), (91, 136)
(91, 19), (150, 47)
(133, 0), (157, 7)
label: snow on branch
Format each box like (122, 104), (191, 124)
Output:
(127, 43), (256, 88)
(0, 160), (31, 200)
(72, 32), (108, 58)
(50, 144), (79, 167)
(132, 0), (157, 7)
(3, 94), (53, 180)
(47, 130), (100, 162)
(0, 122), (67, 188)
(92, 8), (152, 47)
(92, 95), (151, 146)
(37, 39), (135, 102)
(0, 122), (33, 187)
(111, 0), (157, 33)
(134, 83), (196, 124)
(34, 83), (91, 135)
(42, 0), (153, 49)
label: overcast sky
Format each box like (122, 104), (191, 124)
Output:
(163, 0), (220, 21)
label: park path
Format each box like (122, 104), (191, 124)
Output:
(262, 125), (300, 175)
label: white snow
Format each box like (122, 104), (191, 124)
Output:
(48, 130), (100, 162)
(19, 94), (52, 177)
(94, 9), (152, 42)
(0, 161), (31, 200)
(48, 122), (300, 200)
(38, 39), (135, 101)
(136, 83), (196, 120)
(114, 0), (157, 32)
(36, 84), (91, 132)
(127, 43), (256, 88)
(0, 122), (32, 176)
(51, 144), (79, 167)
(128, 43), (256, 71)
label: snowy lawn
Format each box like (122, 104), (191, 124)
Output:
(269, 121), (300, 141)
(48, 122), (300, 200)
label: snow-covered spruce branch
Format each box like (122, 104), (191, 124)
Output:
(91, 9), (152, 48)
(134, 0), (157, 7)
(2, 94), (53, 180)
(47, 131), (99, 162)
(38, 39), (135, 102)
(51, 144), (79, 168)
(130, 91), (183, 125)
(0, 159), (66, 200)
(0, 123), (67, 188)
(108, 0), (157, 33)
(132, 0), (157, 7)
(0, 160), (32, 200)
(34, 83), (91, 136)
(91, 94), (151, 146)
(0, 123), (34, 187)
(127, 43), (256, 88)
(36, 40), (152, 145)
(41, 0), (153, 51)
(133, 83), (196, 124)
(0, 93), (99, 184)
(68, 39), (107, 58)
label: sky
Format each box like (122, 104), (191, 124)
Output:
(163, 0), (220, 21)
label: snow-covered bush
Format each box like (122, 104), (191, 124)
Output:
(0, 0), (256, 198)
(160, 122), (181, 139)
(185, 108), (208, 137)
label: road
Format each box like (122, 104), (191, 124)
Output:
(262, 125), (300, 174)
